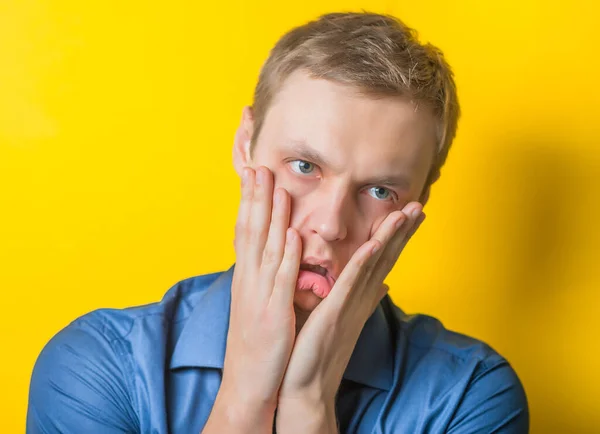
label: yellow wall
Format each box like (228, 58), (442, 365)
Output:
(1, 1), (598, 432)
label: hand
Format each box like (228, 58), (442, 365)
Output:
(206, 166), (301, 432)
(276, 203), (426, 429)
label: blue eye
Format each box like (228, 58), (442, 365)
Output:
(290, 160), (315, 174)
(368, 186), (392, 200)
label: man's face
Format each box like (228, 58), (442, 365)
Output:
(235, 70), (437, 313)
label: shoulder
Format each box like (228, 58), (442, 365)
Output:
(27, 304), (140, 432)
(27, 271), (224, 433)
(385, 301), (529, 433)
(32, 270), (224, 367)
(395, 308), (504, 365)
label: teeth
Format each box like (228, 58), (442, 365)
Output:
(301, 264), (327, 276)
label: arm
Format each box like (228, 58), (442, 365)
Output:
(447, 360), (529, 434)
(202, 166), (302, 434)
(27, 318), (138, 434)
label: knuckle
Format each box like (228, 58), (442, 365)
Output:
(233, 237), (243, 253)
(243, 221), (253, 238)
(253, 179), (264, 197)
(262, 246), (280, 267)
(235, 220), (245, 236)
(273, 268), (291, 289)
(364, 261), (377, 276)
(242, 178), (254, 197)
(280, 248), (295, 266)
(380, 257), (393, 272)
(356, 254), (369, 268)
(242, 185), (253, 200)
(249, 224), (268, 242)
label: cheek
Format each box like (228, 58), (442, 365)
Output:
(367, 205), (403, 238)
(272, 166), (311, 201)
(362, 195), (409, 238)
(272, 168), (311, 225)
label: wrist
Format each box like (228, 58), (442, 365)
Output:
(206, 385), (277, 434)
(276, 396), (338, 434)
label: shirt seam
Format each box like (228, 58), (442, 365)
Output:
(400, 327), (505, 368)
(76, 315), (141, 430)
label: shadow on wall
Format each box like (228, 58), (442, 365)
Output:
(485, 138), (599, 433)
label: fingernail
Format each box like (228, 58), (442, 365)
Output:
(256, 168), (264, 185)
(242, 168), (249, 185)
(274, 189), (282, 204)
(395, 217), (405, 229)
(411, 207), (421, 219)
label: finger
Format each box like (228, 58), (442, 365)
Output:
(270, 228), (302, 308)
(323, 204), (422, 308)
(324, 238), (380, 310)
(405, 211), (426, 240)
(369, 202), (422, 265)
(324, 209), (407, 305)
(370, 211), (426, 285)
(234, 167), (254, 253)
(383, 209), (425, 262)
(363, 283), (391, 314)
(352, 203), (422, 298)
(380, 283), (390, 299)
(247, 166), (274, 268)
(362, 208), (412, 278)
(368, 200), (422, 259)
(369, 210), (407, 251)
(260, 188), (291, 294)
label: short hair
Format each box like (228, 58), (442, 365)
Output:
(251, 11), (460, 188)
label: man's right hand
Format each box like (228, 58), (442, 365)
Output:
(202, 166), (301, 433)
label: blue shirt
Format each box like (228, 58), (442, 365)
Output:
(27, 265), (529, 433)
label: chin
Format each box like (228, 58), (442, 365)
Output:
(293, 290), (323, 313)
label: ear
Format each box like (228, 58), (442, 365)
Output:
(232, 106), (255, 177)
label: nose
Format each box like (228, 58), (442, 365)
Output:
(309, 187), (351, 242)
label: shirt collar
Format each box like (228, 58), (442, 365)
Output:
(169, 265), (394, 391)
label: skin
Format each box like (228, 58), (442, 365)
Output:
(202, 69), (438, 434)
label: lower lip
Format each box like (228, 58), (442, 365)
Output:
(296, 270), (335, 298)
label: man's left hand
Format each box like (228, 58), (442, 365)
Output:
(275, 201), (427, 433)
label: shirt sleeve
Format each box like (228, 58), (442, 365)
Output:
(446, 359), (529, 434)
(27, 316), (139, 434)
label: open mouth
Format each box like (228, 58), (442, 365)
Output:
(299, 263), (328, 277)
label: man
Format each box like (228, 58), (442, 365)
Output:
(27, 11), (529, 434)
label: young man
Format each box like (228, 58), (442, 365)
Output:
(27, 12), (529, 434)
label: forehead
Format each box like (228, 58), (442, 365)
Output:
(260, 70), (438, 181)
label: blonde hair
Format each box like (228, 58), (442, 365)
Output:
(251, 11), (460, 188)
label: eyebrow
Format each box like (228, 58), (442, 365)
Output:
(285, 139), (411, 191)
(364, 174), (411, 190)
(290, 141), (341, 172)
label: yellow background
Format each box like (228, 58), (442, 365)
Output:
(1, 0), (599, 432)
